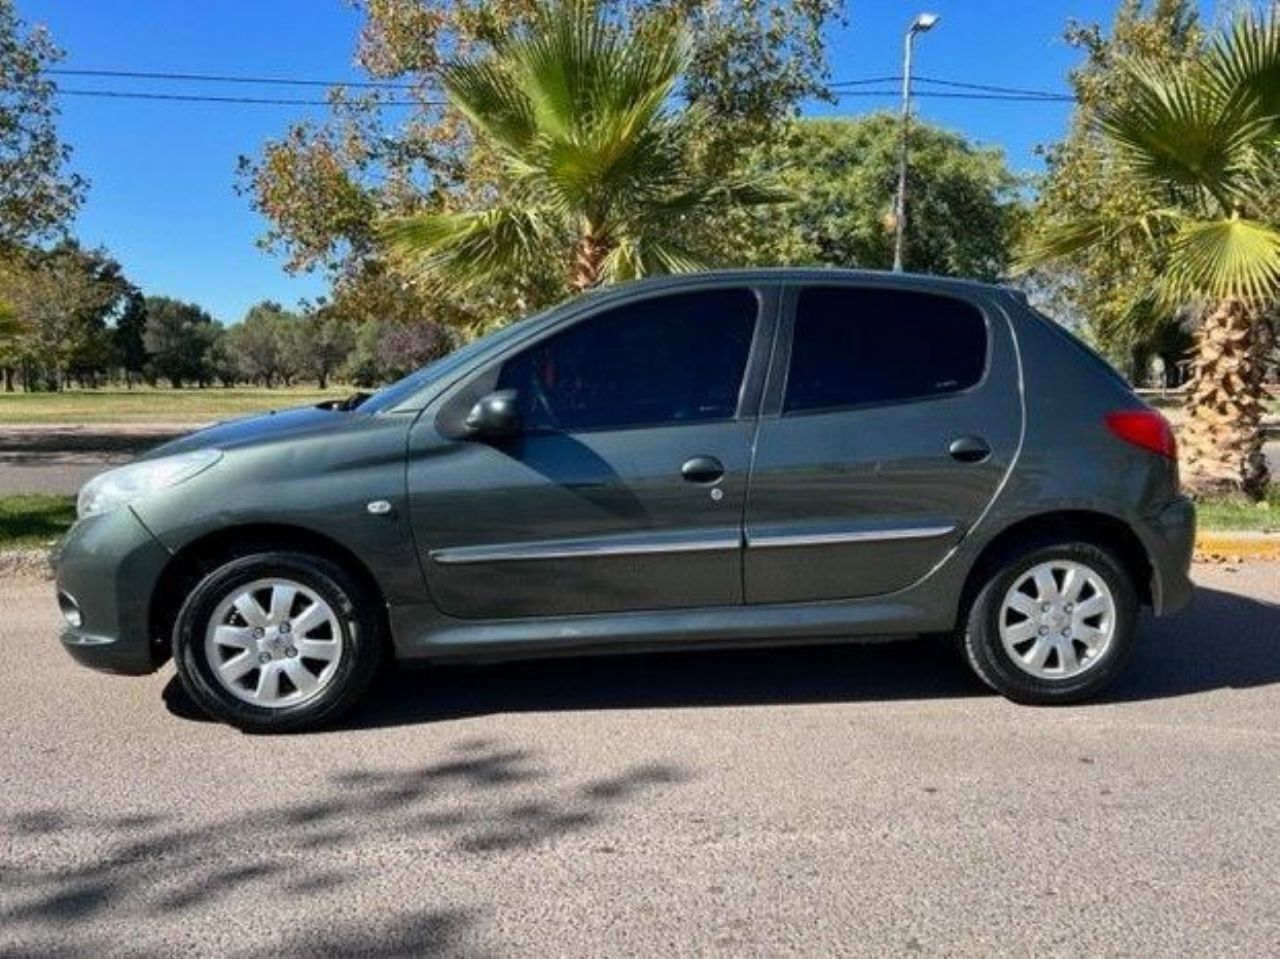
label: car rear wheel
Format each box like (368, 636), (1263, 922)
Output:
(173, 551), (382, 733)
(961, 541), (1138, 704)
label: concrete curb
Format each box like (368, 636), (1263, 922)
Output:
(1194, 531), (1280, 562)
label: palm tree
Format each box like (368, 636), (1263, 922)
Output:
(379, 0), (780, 296)
(1024, 13), (1280, 500)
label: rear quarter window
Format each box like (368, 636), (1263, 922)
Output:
(784, 286), (988, 413)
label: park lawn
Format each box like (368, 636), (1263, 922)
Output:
(0, 495), (76, 549)
(0, 387), (347, 424)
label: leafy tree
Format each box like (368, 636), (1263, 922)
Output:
(736, 115), (1023, 280)
(240, 0), (839, 322)
(1022, 0), (1203, 371)
(0, 242), (130, 390)
(206, 331), (239, 388)
(344, 317), (389, 388)
(1023, 11), (1280, 500)
(142, 296), (220, 388)
(0, 295), (21, 390)
(0, 0), (85, 248)
(376, 319), (449, 379)
(380, 0), (783, 296)
(114, 290), (148, 387)
(295, 310), (357, 389)
(224, 301), (295, 386)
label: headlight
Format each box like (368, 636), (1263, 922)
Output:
(77, 449), (223, 520)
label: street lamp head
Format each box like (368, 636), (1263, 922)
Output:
(911, 12), (940, 33)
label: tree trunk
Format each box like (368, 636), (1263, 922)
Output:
(3, 367), (12, 392)
(1178, 299), (1270, 500)
(572, 229), (607, 293)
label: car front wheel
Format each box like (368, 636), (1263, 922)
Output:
(961, 540), (1138, 704)
(173, 551), (382, 733)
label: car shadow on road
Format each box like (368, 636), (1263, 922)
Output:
(1103, 583), (1280, 703)
(164, 634), (983, 732)
(1, 738), (690, 956)
(161, 583), (1280, 732)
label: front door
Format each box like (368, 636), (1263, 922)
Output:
(408, 285), (775, 620)
(744, 283), (1022, 603)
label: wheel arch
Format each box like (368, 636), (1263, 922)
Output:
(959, 510), (1153, 624)
(149, 523), (391, 662)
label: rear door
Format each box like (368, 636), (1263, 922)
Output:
(744, 282), (1022, 603)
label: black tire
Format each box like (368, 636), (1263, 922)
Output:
(173, 551), (383, 733)
(960, 540), (1138, 705)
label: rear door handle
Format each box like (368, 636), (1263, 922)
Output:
(948, 436), (991, 463)
(682, 455), (725, 484)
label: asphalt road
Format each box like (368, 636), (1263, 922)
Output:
(2, 429), (1279, 497)
(2, 563), (1279, 956)
(0, 425), (180, 496)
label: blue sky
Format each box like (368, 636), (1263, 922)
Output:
(23, 0), (1218, 324)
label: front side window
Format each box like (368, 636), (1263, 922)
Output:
(496, 288), (759, 432)
(784, 286), (987, 414)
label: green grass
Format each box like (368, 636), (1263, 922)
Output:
(0, 495), (76, 549)
(1196, 487), (1280, 532)
(0, 387), (346, 424)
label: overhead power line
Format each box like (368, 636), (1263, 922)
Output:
(835, 89), (1073, 103)
(56, 86), (1072, 107)
(47, 66), (1074, 107)
(47, 67), (415, 90)
(831, 74), (1072, 101)
(50, 66), (1074, 101)
(56, 88), (433, 107)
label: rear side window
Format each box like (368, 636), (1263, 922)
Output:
(784, 286), (987, 413)
(497, 288), (758, 432)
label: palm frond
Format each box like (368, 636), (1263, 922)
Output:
(442, 60), (537, 155)
(599, 235), (711, 283)
(1018, 209), (1184, 271)
(379, 208), (555, 294)
(1161, 216), (1280, 306)
(1205, 11), (1280, 124)
(1096, 59), (1270, 208)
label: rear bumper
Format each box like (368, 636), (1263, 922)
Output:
(52, 507), (172, 675)
(1138, 495), (1196, 616)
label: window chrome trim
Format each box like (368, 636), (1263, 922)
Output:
(430, 530), (742, 566)
(746, 524), (956, 549)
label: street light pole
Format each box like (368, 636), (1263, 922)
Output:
(892, 12), (940, 273)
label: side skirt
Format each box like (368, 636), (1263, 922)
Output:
(388, 597), (950, 665)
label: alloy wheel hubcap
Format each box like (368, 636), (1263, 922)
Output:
(204, 578), (343, 709)
(998, 560), (1116, 681)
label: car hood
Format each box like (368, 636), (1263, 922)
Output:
(145, 405), (347, 459)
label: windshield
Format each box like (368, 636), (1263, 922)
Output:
(357, 309), (553, 415)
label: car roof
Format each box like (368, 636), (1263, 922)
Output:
(586, 268), (1014, 300)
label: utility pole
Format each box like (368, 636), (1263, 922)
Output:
(893, 12), (940, 273)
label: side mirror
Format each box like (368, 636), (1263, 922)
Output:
(465, 389), (521, 438)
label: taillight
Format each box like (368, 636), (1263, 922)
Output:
(1105, 410), (1177, 459)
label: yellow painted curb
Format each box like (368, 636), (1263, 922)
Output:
(1194, 533), (1280, 561)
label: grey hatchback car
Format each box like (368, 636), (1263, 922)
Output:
(54, 269), (1195, 732)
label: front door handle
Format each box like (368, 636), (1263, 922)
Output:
(949, 435), (991, 464)
(682, 455), (725, 484)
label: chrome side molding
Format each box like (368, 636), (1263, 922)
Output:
(746, 524), (956, 549)
(431, 530), (741, 566)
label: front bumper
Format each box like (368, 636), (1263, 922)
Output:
(52, 506), (172, 675)
(1139, 495), (1196, 616)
